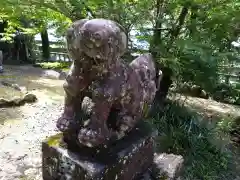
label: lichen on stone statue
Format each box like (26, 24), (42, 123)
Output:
(56, 18), (158, 147)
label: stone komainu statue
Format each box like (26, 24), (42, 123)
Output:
(57, 19), (158, 147)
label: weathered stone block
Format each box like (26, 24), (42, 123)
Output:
(152, 153), (184, 180)
(42, 121), (157, 180)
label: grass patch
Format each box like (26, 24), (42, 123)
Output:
(216, 117), (236, 134)
(34, 62), (71, 71)
(148, 100), (235, 180)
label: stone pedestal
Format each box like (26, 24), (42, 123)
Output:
(42, 121), (158, 180)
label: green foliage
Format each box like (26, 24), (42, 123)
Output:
(134, 0), (240, 93)
(1, 0), (72, 41)
(234, 82), (240, 90)
(148, 100), (235, 179)
(176, 40), (219, 90)
(212, 83), (240, 105)
(216, 117), (235, 134)
(35, 62), (71, 71)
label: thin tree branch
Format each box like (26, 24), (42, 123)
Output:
(82, 1), (96, 18)
(166, 3), (190, 50)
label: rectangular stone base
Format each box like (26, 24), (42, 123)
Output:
(42, 121), (157, 180)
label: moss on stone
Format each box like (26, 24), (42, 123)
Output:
(47, 133), (63, 147)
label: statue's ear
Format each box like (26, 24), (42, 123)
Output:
(66, 19), (89, 60)
(114, 22), (127, 55)
(72, 19), (89, 29)
(66, 19), (88, 38)
(120, 31), (127, 51)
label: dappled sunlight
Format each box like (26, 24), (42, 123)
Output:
(2, 65), (47, 77)
(27, 80), (65, 97)
(30, 78), (64, 88)
(30, 89), (64, 102)
(1, 65), (65, 94)
(173, 94), (240, 120)
(2, 65), (65, 80)
(0, 85), (23, 99)
(0, 89), (63, 124)
(0, 66), (65, 124)
(207, 104), (233, 114)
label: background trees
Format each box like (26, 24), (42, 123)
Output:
(0, 0), (240, 99)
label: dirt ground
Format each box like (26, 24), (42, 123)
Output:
(0, 65), (65, 180)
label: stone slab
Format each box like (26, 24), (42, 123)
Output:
(42, 121), (158, 180)
(152, 153), (184, 180)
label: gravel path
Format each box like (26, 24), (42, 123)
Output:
(0, 91), (63, 180)
(0, 65), (66, 180)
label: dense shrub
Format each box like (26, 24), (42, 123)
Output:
(212, 83), (240, 105)
(148, 100), (235, 179)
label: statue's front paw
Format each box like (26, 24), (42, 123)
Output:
(56, 116), (75, 132)
(78, 127), (109, 147)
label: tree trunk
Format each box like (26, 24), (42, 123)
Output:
(155, 67), (173, 101)
(0, 20), (34, 64)
(150, 0), (163, 58)
(40, 28), (50, 61)
(189, 5), (198, 36)
(151, 3), (190, 102)
(171, 6), (189, 38)
(0, 21), (9, 54)
(150, 0), (174, 102)
(168, 4), (190, 46)
(13, 33), (28, 64)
